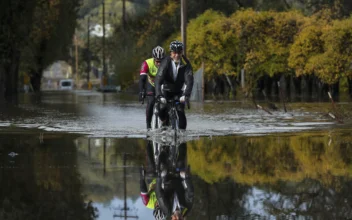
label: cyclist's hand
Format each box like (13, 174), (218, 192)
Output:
(140, 166), (145, 180)
(139, 92), (146, 103)
(180, 96), (190, 109)
(180, 95), (189, 103)
(158, 96), (166, 104)
(180, 96), (186, 103)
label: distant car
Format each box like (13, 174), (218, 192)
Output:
(59, 79), (74, 90)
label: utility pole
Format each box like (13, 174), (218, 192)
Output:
(102, 0), (106, 88)
(103, 138), (106, 177)
(75, 35), (79, 83)
(113, 153), (138, 219)
(181, 0), (187, 56)
(122, 0), (126, 31)
(87, 16), (91, 84)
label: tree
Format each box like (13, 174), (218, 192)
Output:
(21, 0), (80, 92)
(0, 0), (80, 100)
(186, 10), (238, 79)
(0, 0), (36, 101)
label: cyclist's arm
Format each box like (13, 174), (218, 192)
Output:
(183, 177), (194, 215)
(139, 61), (149, 92)
(140, 177), (150, 206)
(183, 60), (194, 97)
(155, 177), (172, 216)
(155, 57), (169, 98)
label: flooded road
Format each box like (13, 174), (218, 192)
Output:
(0, 91), (348, 137)
(0, 91), (352, 219)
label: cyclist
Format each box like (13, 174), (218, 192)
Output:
(140, 141), (167, 220)
(139, 46), (165, 130)
(154, 40), (194, 130)
(155, 142), (194, 219)
(140, 141), (158, 208)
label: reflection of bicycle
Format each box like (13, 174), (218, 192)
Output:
(151, 140), (193, 218)
(153, 140), (188, 176)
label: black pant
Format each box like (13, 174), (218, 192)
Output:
(146, 95), (155, 129)
(159, 103), (187, 129)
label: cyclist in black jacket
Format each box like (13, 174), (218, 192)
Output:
(155, 142), (194, 220)
(154, 40), (194, 130)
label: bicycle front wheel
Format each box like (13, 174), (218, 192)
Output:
(151, 107), (161, 130)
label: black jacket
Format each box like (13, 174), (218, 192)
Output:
(155, 143), (194, 218)
(155, 55), (194, 98)
(155, 175), (194, 218)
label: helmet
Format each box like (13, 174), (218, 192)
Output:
(152, 46), (165, 60)
(153, 207), (166, 220)
(169, 40), (184, 53)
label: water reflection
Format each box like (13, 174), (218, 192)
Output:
(139, 139), (194, 219)
(0, 132), (97, 219)
(1, 130), (352, 219)
(75, 137), (144, 219)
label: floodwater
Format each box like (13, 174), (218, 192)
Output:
(0, 91), (351, 220)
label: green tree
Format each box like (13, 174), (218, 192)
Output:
(22, 0), (80, 92)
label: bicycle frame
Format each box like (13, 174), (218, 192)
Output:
(167, 98), (180, 132)
(153, 141), (180, 178)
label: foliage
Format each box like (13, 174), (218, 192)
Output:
(109, 0), (180, 89)
(21, 0), (80, 74)
(188, 131), (352, 189)
(79, 0), (352, 91)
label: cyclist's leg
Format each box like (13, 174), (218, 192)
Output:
(155, 177), (172, 216)
(146, 86), (155, 129)
(158, 103), (168, 126)
(146, 96), (155, 129)
(177, 104), (187, 129)
(176, 143), (187, 170)
(146, 141), (156, 181)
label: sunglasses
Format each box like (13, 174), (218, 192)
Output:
(155, 60), (161, 64)
(171, 51), (183, 55)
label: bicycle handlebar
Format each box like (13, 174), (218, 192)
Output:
(159, 97), (190, 109)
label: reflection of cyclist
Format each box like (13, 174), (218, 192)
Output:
(155, 142), (194, 219)
(139, 46), (165, 129)
(155, 41), (194, 129)
(140, 141), (158, 209)
(140, 141), (167, 220)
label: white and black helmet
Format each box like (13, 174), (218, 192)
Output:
(152, 46), (165, 60)
(153, 207), (166, 220)
(170, 40), (184, 53)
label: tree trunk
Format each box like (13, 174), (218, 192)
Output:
(30, 69), (42, 93)
(348, 78), (352, 98)
(0, 64), (6, 103)
(331, 80), (339, 101)
(4, 48), (20, 103)
(0, 47), (20, 103)
(301, 75), (312, 101)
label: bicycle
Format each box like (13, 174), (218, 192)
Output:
(157, 95), (190, 137)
